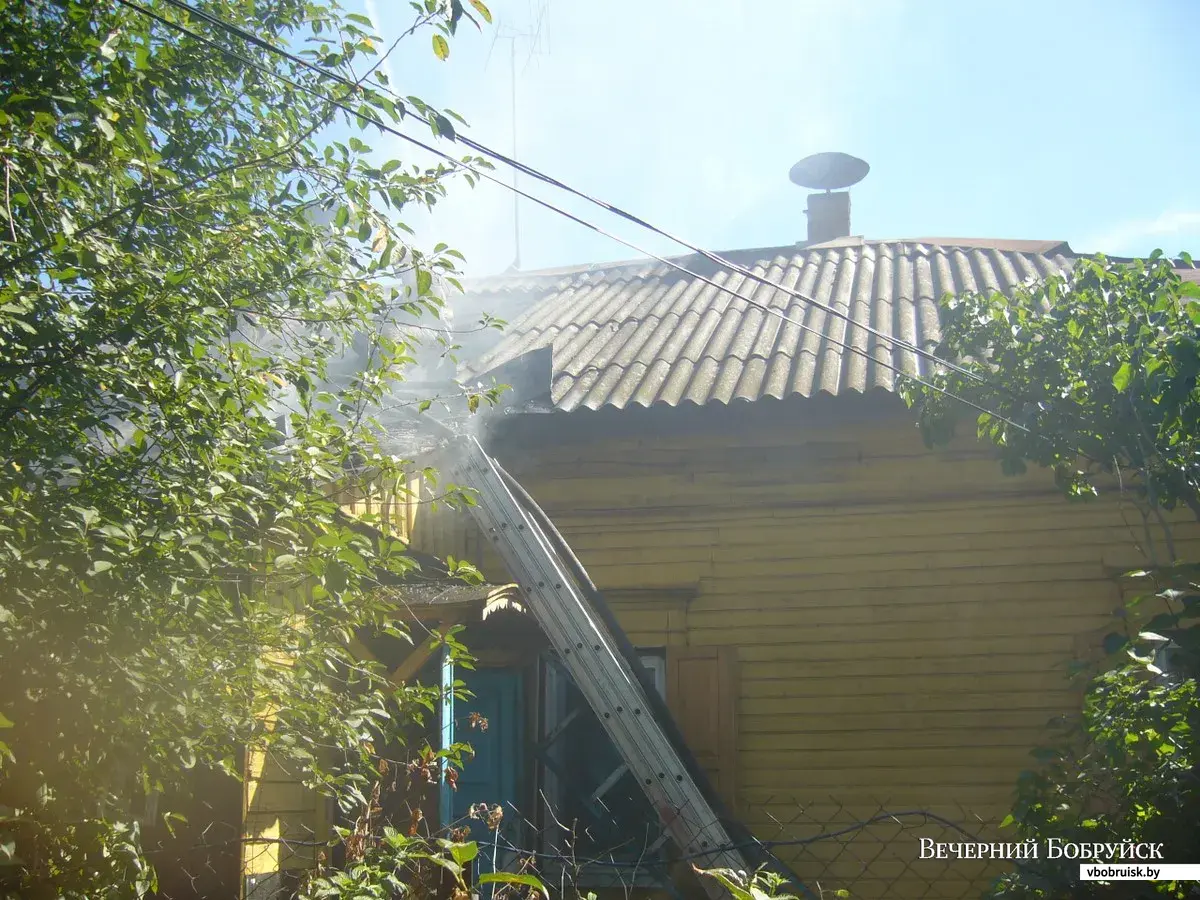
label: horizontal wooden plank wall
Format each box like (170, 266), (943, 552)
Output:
(242, 678), (331, 888)
(461, 414), (1198, 900)
(301, 409), (1198, 900)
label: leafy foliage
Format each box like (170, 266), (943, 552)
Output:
(0, 0), (505, 896)
(697, 866), (822, 900)
(989, 585), (1199, 900)
(906, 252), (1200, 523)
(301, 779), (548, 900)
(904, 253), (1200, 898)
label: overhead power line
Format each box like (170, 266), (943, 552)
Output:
(152, 0), (1149, 469)
(147, 0), (990, 391)
(129, 0), (1168, 482)
(154, 0), (1139, 469)
(114, 0), (1040, 437)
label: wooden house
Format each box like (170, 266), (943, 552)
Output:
(239, 236), (1200, 900)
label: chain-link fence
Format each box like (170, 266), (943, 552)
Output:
(222, 786), (1006, 900)
(736, 796), (1002, 900)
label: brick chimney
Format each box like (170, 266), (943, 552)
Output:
(805, 191), (851, 244)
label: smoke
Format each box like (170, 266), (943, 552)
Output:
(239, 201), (554, 458)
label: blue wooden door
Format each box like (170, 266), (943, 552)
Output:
(441, 665), (523, 881)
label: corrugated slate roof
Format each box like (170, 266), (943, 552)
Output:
(455, 238), (1138, 412)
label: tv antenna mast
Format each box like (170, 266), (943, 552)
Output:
(487, 3), (549, 272)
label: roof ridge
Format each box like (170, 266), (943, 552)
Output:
(461, 238), (1089, 291)
(462, 243), (814, 287)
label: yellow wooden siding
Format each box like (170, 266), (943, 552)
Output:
(240, 629), (333, 888)
(476, 419), (1197, 899)
(254, 416), (1197, 899)
(242, 749), (328, 877)
(333, 470), (485, 562)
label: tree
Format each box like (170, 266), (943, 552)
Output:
(0, 0), (507, 896)
(905, 253), (1200, 898)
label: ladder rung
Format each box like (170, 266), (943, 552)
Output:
(646, 830), (670, 855)
(535, 706), (581, 751)
(589, 763), (628, 804)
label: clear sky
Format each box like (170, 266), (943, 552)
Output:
(355, 0), (1199, 278)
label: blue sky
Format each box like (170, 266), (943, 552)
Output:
(353, 0), (1198, 278)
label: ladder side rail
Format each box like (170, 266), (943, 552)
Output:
(443, 439), (746, 884)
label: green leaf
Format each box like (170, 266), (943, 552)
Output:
(432, 113), (456, 140)
(274, 554), (298, 570)
(416, 269), (433, 296)
(449, 841), (478, 865)
(0, 712), (13, 729)
(477, 873), (546, 891)
(1112, 361), (1132, 391)
(95, 117), (115, 141)
(696, 868), (753, 900)
(468, 0), (493, 23)
(432, 34), (450, 60)
(427, 856), (463, 878)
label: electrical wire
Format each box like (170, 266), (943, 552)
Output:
(492, 806), (989, 869)
(113, 0), (1036, 438)
(147, 0), (1140, 467)
(151, 0), (992, 391)
(169, 0), (1194, 477)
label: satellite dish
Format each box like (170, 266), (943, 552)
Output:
(788, 152), (869, 192)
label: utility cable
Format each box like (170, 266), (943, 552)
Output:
(172, 0), (1197, 481)
(144, 0), (1123, 462)
(150, 0), (993, 391)
(114, 0), (1036, 438)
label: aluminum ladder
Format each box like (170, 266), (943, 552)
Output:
(439, 434), (748, 897)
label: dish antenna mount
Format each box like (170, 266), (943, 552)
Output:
(788, 152), (870, 193)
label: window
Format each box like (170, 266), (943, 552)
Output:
(537, 649), (668, 884)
